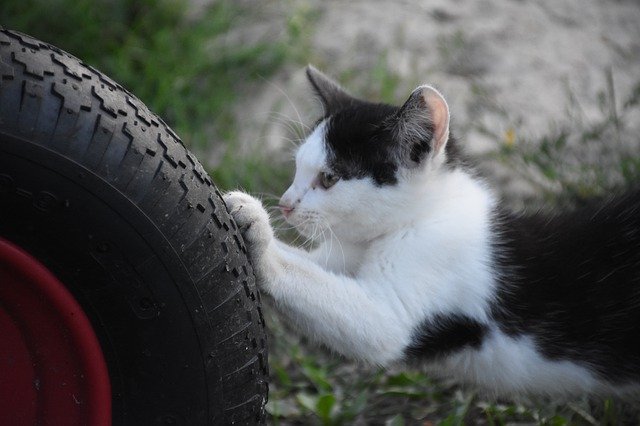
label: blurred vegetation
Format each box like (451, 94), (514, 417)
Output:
(1, 0), (292, 191)
(3, 2), (640, 424)
(493, 71), (640, 208)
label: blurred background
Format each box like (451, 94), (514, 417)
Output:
(2, 0), (640, 424)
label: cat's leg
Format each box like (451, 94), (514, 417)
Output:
(224, 191), (411, 365)
(223, 192), (352, 274)
(220, 190), (316, 258)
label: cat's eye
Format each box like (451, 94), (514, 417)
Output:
(319, 171), (339, 189)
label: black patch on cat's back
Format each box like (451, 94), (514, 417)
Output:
(324, 102), (401, 185)
(404, 313), (487, 360)
(491, 188), (640, 383)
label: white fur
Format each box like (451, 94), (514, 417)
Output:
(435, 330), (603, 396)
(223, 101), (607, 395)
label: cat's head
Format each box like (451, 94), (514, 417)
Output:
(279, 66), (458, 242)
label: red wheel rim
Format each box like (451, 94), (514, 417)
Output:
(0, 238), (111, 426)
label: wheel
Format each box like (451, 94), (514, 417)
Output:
(0, 29), (268, 425)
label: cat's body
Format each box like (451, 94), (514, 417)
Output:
(224, 66), (640, 396)
(490, 192), (640, 393)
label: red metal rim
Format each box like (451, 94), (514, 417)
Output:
(0, 238), (111, 426)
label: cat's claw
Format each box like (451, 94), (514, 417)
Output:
(223, 191), (274, 259)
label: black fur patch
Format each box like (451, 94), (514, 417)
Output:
(491, 188), (640, 383)
(405, 313), (487, 360)
(320, 99), (463, 185)
(324, 101), (401, 185)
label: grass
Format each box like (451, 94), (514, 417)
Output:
(266, 315), (638, 425)
(1, 0), (288, 152)
(3, 2), (640, 424)
(266, 335), (635, 425)
(493, 70), (640, 207)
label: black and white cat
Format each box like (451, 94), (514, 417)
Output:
(224, 66), (640, 396)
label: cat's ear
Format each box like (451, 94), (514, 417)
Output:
(306, 65), (355, 115)
(392, 85), (450, 165)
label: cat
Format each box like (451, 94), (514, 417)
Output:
(223, 65), (640, 396)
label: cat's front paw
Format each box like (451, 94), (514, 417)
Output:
(223, 191), (274, 259)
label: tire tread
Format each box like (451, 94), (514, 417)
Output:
(0, 28), (268, 424)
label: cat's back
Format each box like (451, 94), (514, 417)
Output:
(496, 186), (640, 288)
(492, 187), (640, 387)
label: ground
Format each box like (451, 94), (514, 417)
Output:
(224, 0), (640, 208)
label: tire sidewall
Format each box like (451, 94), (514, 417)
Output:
(0, 132), (221, 424)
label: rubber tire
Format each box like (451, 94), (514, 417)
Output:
(0, 29), (268, 425)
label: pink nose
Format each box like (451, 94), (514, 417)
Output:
(279, 205), (294, 218)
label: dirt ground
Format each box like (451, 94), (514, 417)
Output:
(220, 0), (640, 204)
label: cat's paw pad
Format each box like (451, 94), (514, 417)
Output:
(223, 191), (273, 256)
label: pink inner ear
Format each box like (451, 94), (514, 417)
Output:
(422, 88), (450, 154)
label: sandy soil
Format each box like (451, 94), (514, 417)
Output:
(217, 0), (640, 202)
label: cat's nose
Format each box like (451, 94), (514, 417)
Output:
(279, 204), (294, 218)
(279, 189), (300, 218)
(278, 194), (296, 218)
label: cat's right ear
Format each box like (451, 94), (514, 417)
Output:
(306, 65), (355, 116)
(392, 85), (450, 166)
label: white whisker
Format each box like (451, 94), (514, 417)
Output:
(321, 223), (332, 267)
(260, 77), (310, 137)
(324, 218), (346, 272)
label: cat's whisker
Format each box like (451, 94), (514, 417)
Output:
(324, 219), (346, 272)
(259, 77), (310, 136)
(273, 223), (300, 233)
(251, 192), (282, 202)
(288, 217), (315, 247)
(276, 133), (305, 152)
(301, 224), (316, 248)
(266, 207), (285, 216)
(269, 215), (287, 226)
(266, 111), (309, 139)
(253, 109), (307, 138)
(272, 214), (303, 231)
(244, 115), (302, 152)
(285, 143), (301, 160)
(263, 106), (307, 130)
(303, 218), (322, 248)
(320, 223), (333, 267)
(298, 234), (311, 249)
(312, 216), (326, 241)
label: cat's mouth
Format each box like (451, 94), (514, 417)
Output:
(278, 204), (294, 219)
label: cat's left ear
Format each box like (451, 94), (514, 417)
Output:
(392, 85), (450, 165)
(306, 65), (356, 116)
